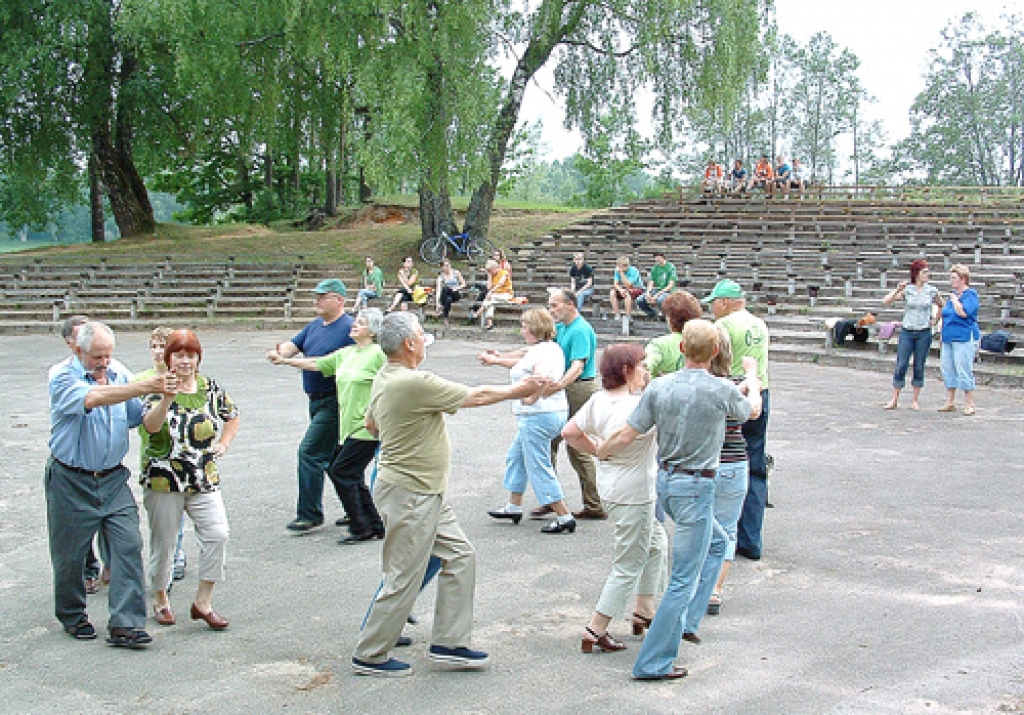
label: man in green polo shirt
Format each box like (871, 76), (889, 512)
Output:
(703, 279), (770, 560)
(638, 251), (677, 318)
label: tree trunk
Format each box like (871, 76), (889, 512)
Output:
(238, 152), (253, 211)
(88, 153), (105, 243)
(418, 187), (457, 241)
(264, 146), (274, 189)
(325, 166), (337, 216)
(464, 0), (587, 239)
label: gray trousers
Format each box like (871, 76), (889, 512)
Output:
(354, 480), (476, 663)
(45, 458), (147, 629)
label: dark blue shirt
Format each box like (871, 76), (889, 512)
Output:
(291, 315), (354, 395)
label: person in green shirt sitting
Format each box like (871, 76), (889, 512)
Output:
(638, 252), (677, 318)
(354, 257), (385, 313)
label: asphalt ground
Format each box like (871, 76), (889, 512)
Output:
(1, 329), (1022, 714)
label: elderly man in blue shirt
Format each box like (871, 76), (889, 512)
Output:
(47, 321), (176, 648)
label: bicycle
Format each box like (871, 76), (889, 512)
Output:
(418, 230), (496, 265)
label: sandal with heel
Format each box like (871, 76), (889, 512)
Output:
(581, 626), (627, 654)
(631, 612), (652, 636)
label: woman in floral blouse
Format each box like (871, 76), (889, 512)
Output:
(142, 329), (240, 630)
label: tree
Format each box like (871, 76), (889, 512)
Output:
(895, 13), (1024, 186)
(0, 0), (156, 238)
(782, 32), (860, 184)
(461, 0), (769, 238)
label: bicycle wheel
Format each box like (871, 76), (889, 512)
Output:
(419, 235), (446, 265)
(466, 235), (495, 262)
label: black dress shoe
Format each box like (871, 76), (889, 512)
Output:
(682, 632), (701, 644)
(287, 518), (324, 532)
(396, 636), (412, 647)
(487, 507), (523, 525)
(339, 530), (384, 545)
(735, 547), (761, 561)
(335, 516), (351, 527)
(540, 517), (576, 534)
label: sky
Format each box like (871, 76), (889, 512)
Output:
(517, 0), (1017, 161)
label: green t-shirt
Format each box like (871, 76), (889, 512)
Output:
(131, 366), (161, 469)
(649, 262), (677, 291)
(315, 343), (387, 441)
(555, 315), (597, 380)
(364, 266), (384, 294)
(644, 332), (684, 378)
(718, 309), (770, 389)
(366, 364), (469, 495)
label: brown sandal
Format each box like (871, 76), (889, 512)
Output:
(631, 612), (653, 636)
(582, 626), (627, 653)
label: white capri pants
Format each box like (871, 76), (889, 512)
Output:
(144, 489), (229, 592)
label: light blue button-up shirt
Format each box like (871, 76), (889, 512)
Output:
(48, 356), (141, 471)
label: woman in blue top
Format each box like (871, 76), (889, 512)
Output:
(882, 259), (943, 410)
(938, 264), (980, 415)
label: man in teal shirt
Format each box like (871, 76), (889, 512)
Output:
(638, 251), (677, 317)
(545, 288), (605, 519)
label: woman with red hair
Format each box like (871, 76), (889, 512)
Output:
(562, 343), (667, 654)
(142, 329), (240, 630)
(882, 259), (944, 410)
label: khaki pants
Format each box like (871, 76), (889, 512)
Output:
(550, 378), (600, 511)
(354, 480), (476, 663)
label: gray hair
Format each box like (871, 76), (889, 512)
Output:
(378, 312), (420, 356)
(76, 321), (114, 351)
(61, 315), (89, 341)
(359, 307), (385, 338)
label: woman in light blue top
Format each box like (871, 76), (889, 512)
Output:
(938, 264), (980, 415)
(882, 259), (943, 410)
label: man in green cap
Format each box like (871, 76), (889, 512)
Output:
(267, 278), (354, 532)
(702, 279), (770, 560)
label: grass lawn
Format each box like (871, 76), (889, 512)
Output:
(0, 202), (598, 274)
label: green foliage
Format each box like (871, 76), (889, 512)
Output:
(894, 13), (1024, 186)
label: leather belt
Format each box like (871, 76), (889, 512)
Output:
(659, 463), (716, 478)
(54, 459), (122, 478)
(307, 391), (336, 400)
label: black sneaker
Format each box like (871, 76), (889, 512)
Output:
(106, 627), (152, 649)
(286, 518), (324, 532)
(64, 619), (97, 640)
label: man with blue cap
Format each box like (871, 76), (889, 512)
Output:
(702, 279), (770, 560)
(267, 278), (354, 532)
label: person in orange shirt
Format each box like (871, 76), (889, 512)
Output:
(749, 155), (774, 196)
(701, 159), (725, 195)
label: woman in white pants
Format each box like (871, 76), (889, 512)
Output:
(142, 329), (239, 630)
(562, 343), (667, 653)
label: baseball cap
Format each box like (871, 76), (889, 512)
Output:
(701, 279), (744, 304)
(312, 278), (347, 296)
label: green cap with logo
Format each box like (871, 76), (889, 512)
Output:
(701, 279), (744, 304)
(312, 278), (347, 296)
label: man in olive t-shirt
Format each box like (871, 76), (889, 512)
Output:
(703, 279), (771, 560)
(352, 312), (547, 678)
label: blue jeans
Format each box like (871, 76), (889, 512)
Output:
(296, 393), (340, 523)
(503, 411), (567, 505)
(637, 292), (667, 316)
(355, 288), (378, 307)
(683, 461), (748, 635)
(632, 470), (716, 679)
(737, 389), (769, 558)
(893, 328), (932, 388)
(575, 286), (594, 310)
(940, 339), (977, 391)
